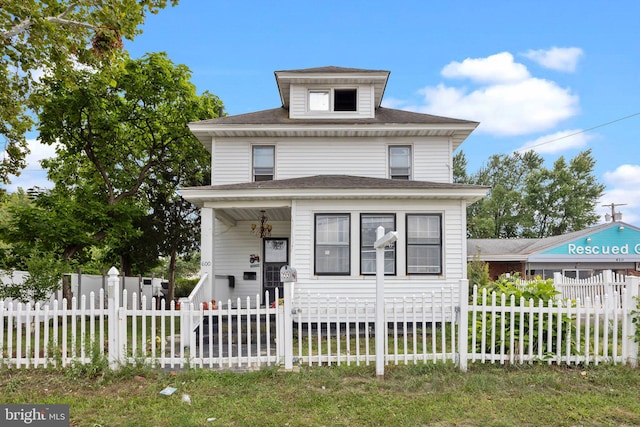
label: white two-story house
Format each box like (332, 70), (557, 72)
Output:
(181, 66), (488, 307)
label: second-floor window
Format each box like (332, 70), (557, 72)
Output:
(389, 146), (411, 180)
(253, 145), (274, 181)
(308, 89), (357, 112)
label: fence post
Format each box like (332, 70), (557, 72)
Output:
(553, 272), (563, 299)
(603, 270), (614, 310)
(283, 281), (293, 370)
(107, 267), (120, 369)
(457, 279), (469, 372)
(623, 276), (638, 368)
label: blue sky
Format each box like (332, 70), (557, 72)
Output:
(5, 0), (640, 223)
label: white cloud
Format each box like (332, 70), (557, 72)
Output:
(1, 138), (56, 193)
(441, 52), (530, 84)
(516, 129), (592, 154)
(597, 164), (640, 224)
(523, 47), (584, 72)
(418, 77), (578, 136)
(603, 164), (640, 189)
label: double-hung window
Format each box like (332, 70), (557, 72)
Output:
(389, 146), (411, 180)
(360, 214), (396, 275)
(406, 214), (442, 274)
(315, 214), (350, 275)
(253, 145), (274, 181)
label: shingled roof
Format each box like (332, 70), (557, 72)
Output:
(187, 174), (488, 191)
(193, 106), (477, 126)
(274, 66), (389, 74)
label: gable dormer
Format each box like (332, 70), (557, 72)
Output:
(274, 66), (390, 120)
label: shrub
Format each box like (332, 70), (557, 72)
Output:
(174, 277), (199, 298)
(471, 273), (577, 357)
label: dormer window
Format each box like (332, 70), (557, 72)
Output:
(308, 89), (357, 112)
(309, 91), (330, 111)
(334, 89), (357, 111)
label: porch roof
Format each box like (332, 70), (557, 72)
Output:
(181, 175), (489, 208)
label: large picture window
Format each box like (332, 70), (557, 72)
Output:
(360, 214), (396, 275)
(253, 145), (274, 181)
(315, 214), (350, 275)
(406, 214), (442, 274)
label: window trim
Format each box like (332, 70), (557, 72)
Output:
(307, 88), (358, 113)
(405, 213), (442, 275)
(314, 213), (351, 276)
(360, 213), (396, 276)
(389, 145), (412, 180)
(252, 145), (275, 182)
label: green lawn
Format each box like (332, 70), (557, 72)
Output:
(1, 362), (639, 426)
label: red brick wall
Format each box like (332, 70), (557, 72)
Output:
(486, 261), (526, 280)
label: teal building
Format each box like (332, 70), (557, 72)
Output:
(468, 222), (640, 279)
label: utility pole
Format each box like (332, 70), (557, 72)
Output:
(602, 203), (626, 222)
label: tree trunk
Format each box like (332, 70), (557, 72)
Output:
(120, 254), (133, 277)
(62, 274), (72, 309)
(168, 248), (177, 303)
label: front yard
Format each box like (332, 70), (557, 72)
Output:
(1, 362), (639, 426)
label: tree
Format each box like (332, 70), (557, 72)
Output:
(453, 151), (470, 184)
(461, 150), (604, 238)
(0, 0), (178, 184)
(524, 150), (604, 237)
(0, 53), (222, 303)
(33, 52), (221, 264)
(465, 151), (544, 238)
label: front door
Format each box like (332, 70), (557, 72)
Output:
(263, 238), (288, 305)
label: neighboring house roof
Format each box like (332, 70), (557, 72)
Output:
(467, 238), (539, 261)
(182, 175), (489, 208)
(467, 221), (640, 262)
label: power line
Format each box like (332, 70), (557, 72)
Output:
(521, 111), (640, 151)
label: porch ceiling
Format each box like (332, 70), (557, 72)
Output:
(215, 206), (291, 223)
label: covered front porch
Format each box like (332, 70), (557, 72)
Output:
(196, 203), (293, 309)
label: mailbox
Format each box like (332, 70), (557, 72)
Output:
(280, 265), (297, 283)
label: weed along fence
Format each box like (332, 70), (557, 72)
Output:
(0, 268), (638, 371)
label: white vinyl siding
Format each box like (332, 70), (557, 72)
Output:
(211, 137), (452, 185)
(211, 140), (251, 185)
(413, 141), (451, 183)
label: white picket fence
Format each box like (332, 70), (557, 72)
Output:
(0, 269), (638, 371)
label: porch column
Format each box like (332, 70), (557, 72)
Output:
(201, 207), (215, 302)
